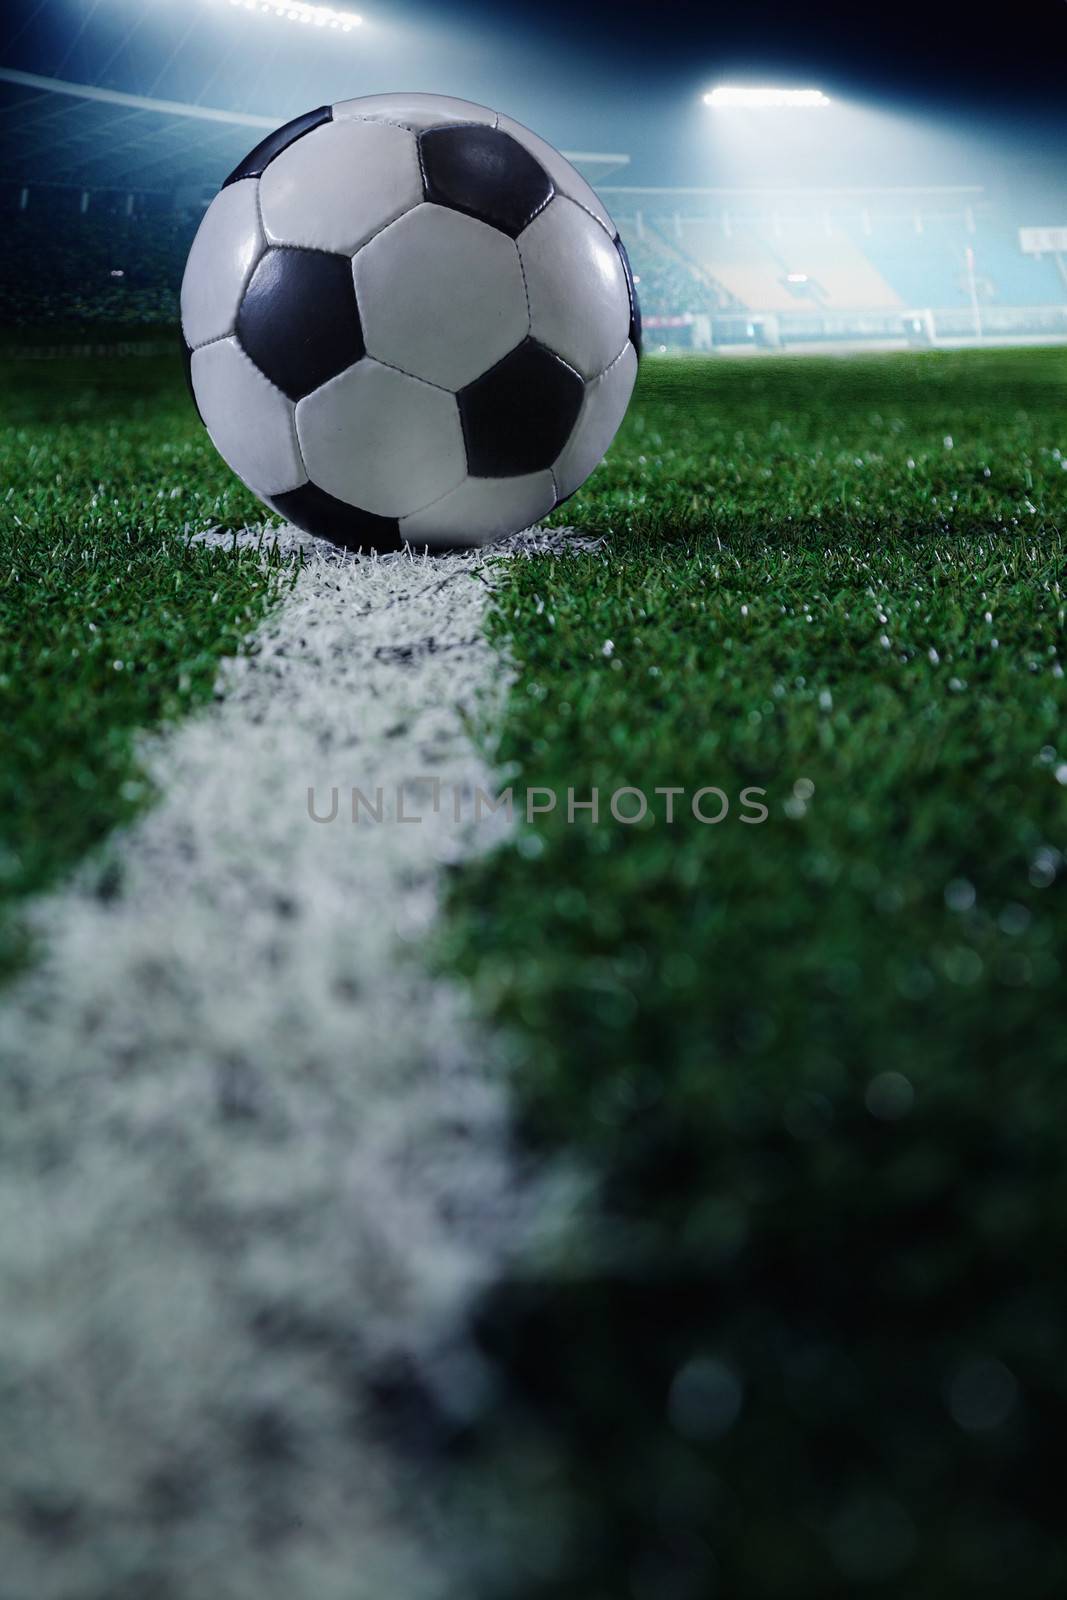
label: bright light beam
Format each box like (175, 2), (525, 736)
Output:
(226, 0), (363, 31)
(703, 87), (831, 109)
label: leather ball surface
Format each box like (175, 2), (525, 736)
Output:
(180, 94), (641, 551)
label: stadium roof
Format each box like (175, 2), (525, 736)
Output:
(1, 68), (630, 195)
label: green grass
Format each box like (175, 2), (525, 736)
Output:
(443, 349), (1067, 1598)
(0, 351), (288, 976)
(5, 344), (1067, 1595)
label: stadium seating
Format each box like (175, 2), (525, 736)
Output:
(859, 214), (961, 308)
(674, 221), (792, 311)
(966, 220), (1066, 305)
(3, 192), (1064, 339)
(0, 211), (196, 327)
(616, 231), (730, 317)
(859, 212), (1066, 310)
(610, 200), (1067, 325)
(667, 216), (898, 311)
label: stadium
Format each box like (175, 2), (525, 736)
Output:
(4, 59), (1066, 350)
(2, 0), (1066, 1596)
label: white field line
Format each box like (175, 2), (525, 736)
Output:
(0, 526), (593, 1600)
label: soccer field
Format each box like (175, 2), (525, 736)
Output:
(3, 346), (1067, 1594)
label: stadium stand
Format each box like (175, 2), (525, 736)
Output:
(0, 211), (196, 327)
(621, 235), (733, 318)
(960, 218), (1066, 304)
(605, 188), (1067, 347)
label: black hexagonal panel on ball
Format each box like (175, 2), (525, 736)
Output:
(268, 483), (404, 552)
(237, 247), (364, 401)
(419, 125), (553, 238)
(223, 105), (333, 187)
(459, 339), (584, 477)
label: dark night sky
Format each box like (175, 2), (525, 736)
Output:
(483, 0), (1067, 113)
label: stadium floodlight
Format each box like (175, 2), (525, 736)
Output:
(226, 0), (363, 30)
(703, 87), (830, 108)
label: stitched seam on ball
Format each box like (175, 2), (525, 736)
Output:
(399, 474), (464, 523)
(599, 341), (632, 380)
(514, 242), (533, 338)
(545, 345), (583, 388)
(351, 201), (418, 258)
(188, 183), (264, 352)
(228, 320), (305, 411)
(195, 335), (307, 492)
(188, 330), (233, 354)
(339, 112), (502, 132)
(456, 385), (475, 470)
(253, 165), (415, 261)
(369, 355), (456, 396)
(229, 340), (307, 469)
(251, 174), (267, 248)
(523, 188), (555, 233)
(570, 196), (612, 232)
(401, 451), (468, 518)
(288, 390), (311, 489)
(336, 113), (420, 132)
(414, 131), (430, 196)
(554, 190), (613, 240)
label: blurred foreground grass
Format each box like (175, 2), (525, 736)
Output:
(0, 351), (287, 976)
(444, 349), (1067, 1598)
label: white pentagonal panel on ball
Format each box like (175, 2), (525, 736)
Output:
(519, 197), (631, 381)
(333, 92), (497, 130)
(180, 180), (263, 349)
(496, 114), (615, 235)
(354, 205), (529, 391)
(190, 338), (305, 497)
(295, 359), (466, 518)
(258, 120), (423, 256)
(400, 470), (556, 546)
(553, 342), (638, 500)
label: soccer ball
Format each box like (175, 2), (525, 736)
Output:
(180, 93), (641, 551)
